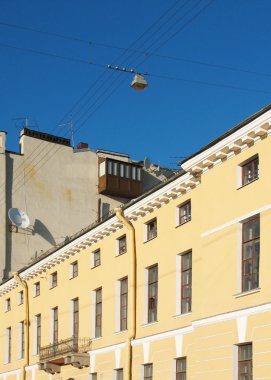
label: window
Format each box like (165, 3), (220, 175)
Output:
(107, 160), (112, 175)
(5, 298), (11, 312)
(181, 252), (192, 314)
(36, 314), (41, 355)
(144, 364), (153, 380)
(73, 298), (79, 340)
(18, 290), (24, 305)
(90, 374), (97, 380)
(179, 200), (191, 225)
(242, 217), (260, 292)
(125, 165), (130, 178)
(92, 249), (101, 268)
(146, 219), (157, 241)
(50, 272), (58, 288)
(113, 162), (118, 176)
(6, 327), (11, 363)
(53, 307), (58, 344)
(137, 167), (141, 181)
(132, 166), (136, 180)
(176, 357), (186, 380)
(19, 321), (25, 359)
(238, 343), (252, 380)
(148, 265), (158, 323)
(120, 163), (124, 177)
(115, 369), (123, 380)
(118, 235), (127, 255)
(120, 278), (128, 331)
(242, 156), (259, 186)
(95, 288), (102, 338)
(70, 261), (78, 279)
(33, 282), (40, 297)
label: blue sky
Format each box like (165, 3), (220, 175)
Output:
(1, 0), (271, 168)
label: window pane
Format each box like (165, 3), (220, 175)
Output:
(107, 161), (112, 175)
(137, 168), (141, 180)
(113, 162), (117, 176)
(120, 164), (124, 177)
(125, 165), (130, 178)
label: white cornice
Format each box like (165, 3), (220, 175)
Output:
(182, 111), (271, 173)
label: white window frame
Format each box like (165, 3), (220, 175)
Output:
(5, 297), (11, 312)
(5, 327), (11, 364)
(69, 261), (78, 279)
(18, 321), (24, 359)
(18, 290), (24, 305)
(33, 282), (40, 297)
(50, 272), (58, 289)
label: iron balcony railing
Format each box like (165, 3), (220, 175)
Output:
(39, 336), (92, 361)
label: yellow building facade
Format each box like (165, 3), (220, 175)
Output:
(1, 104), (271, 380)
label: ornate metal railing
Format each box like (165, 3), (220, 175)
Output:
(39, 336), (91, 361)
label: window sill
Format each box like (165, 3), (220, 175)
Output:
(173, 312), (192, 318)
(234, 288), (261, 298)
(144, 236), (157, 244)
(142, 321), (158, 327)
(91, 264), (101, 270)
(175, 220), (191, 229)
(115, 329), (128, 335)
(237, 177), (259, 190)
(92, 336), (102, 341)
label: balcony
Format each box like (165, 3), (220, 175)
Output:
(98, 158), (142, 199)
(39, 337), (91, 374)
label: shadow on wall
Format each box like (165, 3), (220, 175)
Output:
(32, 219), (56, 246)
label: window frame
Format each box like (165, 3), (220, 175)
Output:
(34, 282), (40, 297)
(92, 249), (101, 268)
(6, 327), (11, 363)
(5, 298), (11, 312)
(18, 290), (24, 305)
(36, 314), (41, 355)
(178, 200), (191, 226)
(95, 288), (102, 338)
(115, 368), (124, 380)
(118, 235), (127, 255)
(242, 216), (260, 292)
(143, 363), (153, 380)
(70, 261), (78, 279)
(73, 298), (79, 340)
(120, 277), (128, 331)
(50, 272), (58, 289)
(181, 251), (192, 314)
(145, 218), (157, 242)
(241, 156), (259, 186)
(52, 307), (58, 344)
(238, 343), (252, 380)
(19, 320), (25, 359)
(176, 357), (187, 380)
(148, 264), (158, 323)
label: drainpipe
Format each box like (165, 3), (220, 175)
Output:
(115, 208), (136, 380)
(13, 272), (29, 380)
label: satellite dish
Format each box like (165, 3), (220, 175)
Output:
(8, 208), (30, 228)
(144, 157), (151, 169)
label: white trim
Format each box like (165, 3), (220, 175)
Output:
(176, 255), (181, 316)
(115, 280), (121, 333)
(236, 316), (247, 343)
(0, 369), (21, 378)
(91, 291), (96, 339)
(18, 321), (23, 359)
(201, 204), (270, 238)
(143, 342), (150, 364)
(143, 268), (148, 325)
(33, 315), (37, 356)
(88, 342), (126, 355)
(233, 344), (238, 380)
(175, 335), (183, 357)
(132, 326), (193, 346)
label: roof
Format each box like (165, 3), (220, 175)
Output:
(179, 102), (271, 166)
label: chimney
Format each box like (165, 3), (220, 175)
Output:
(0, 131), (7, 154)
(76, 142), (89, 150)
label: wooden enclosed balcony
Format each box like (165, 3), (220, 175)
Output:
(98, 158), (142, 199)
(39, 337), (91, 374)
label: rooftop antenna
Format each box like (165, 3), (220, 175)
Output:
(107, 64), (148, 91)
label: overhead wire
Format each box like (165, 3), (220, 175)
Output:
(0, 0), (190, 204)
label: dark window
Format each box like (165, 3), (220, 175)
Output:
(148, 265), (158, 323)
(238, 343), (252, 380)
(120, 163), (124, 177)
(120, 277), (128, 331)
(7, 327), (11, 363)
(137, 168), (141, 181)
(35, 282), (40, 297)
(53, 307), (58, 344)
(144, 364), (153, 380)
(95, 288), (102, 338)
(112, 162), (118, 176)
(242, 157), (259, 185)
(181, 252), (192, 314)
(20, 321), (25, 359)
(146, 219), (157, 241)
(179, 201), (191, 225)
(125, 165), (130, 178)
(71, 261), (78, 278)
(116, 369), (123, 380)
(91, 374), (97, 380)
(176, 357), (186, 380)
(242, 217), (260, 292)
(51, 272), (57, 288)
(118, 236), (127, 255)
(36, 314), (41, 354)
(6, 298), (11, 312)
(132, 166), (136, 180)
(73, 298), (79, 340)
(93, 250), (101, 267)
(18, 290), (24, 305)
(107, 161), (112, 175)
